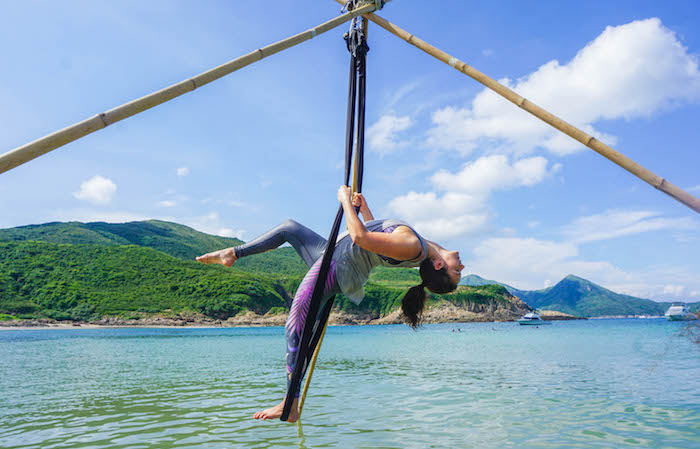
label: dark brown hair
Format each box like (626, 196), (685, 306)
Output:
(401, 258), (457, 329)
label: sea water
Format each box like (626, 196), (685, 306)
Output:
(0, 319), (698, 449)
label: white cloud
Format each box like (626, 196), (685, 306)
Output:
(687, 184), (700, 193)
(501, 227), (517, 236)
(73, 175), (117, 205)
(201, 198), (245, 207)
(431, 155), (560, 193)
(51, 210), (152, 223)
(473, 237), (589, 286)
(412, 214), (489, 241)
(663, 284), (686, 296)
(367, 114), (414, 155)
(563, 209), (697, 243)
(259, 176), (273, 189)
(470, 236), (636, 294)
(386, 155), (560, 240)
(158, 200), (177, 207)
(176, 167), (190, 177)
(427, 18), (700, 156)
(618, 267), (699, 301)
(215, 228), (235, 238)
(185, 212), (246, 239)
(385, 81), (423, 111)
(482, 49), (494, 57)
(387, 191), (488, 240)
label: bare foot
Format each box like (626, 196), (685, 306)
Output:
(195, 248), (237, 267)
(253, 398), (299, 422)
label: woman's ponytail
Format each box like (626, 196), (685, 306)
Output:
(401, 283), (427, 330)
(401, 258), (459, 330)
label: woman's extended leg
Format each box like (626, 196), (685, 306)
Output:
(196, 219), (327, 268)
(253, 258), (339, 422)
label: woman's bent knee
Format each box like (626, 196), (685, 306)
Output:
(281, 219), (301, 230)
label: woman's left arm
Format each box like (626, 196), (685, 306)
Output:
(339, 186), (369, 240)
(352, 193), (374, 222)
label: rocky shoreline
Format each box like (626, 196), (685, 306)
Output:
(0, 302), (584, 330)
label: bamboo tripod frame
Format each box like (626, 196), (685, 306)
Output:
(0, 3), (379, 175)
(332, 0), (700, 214)
(2, 0), (697, 214)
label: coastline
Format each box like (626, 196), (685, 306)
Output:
(0, 308), (584, 330)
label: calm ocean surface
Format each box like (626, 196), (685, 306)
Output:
(1, 319), (698, 449)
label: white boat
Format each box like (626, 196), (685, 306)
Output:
(517, 311), (552, 325)
(664, 303), (696, 321)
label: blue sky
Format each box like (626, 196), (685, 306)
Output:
(1, 0), (698, 301)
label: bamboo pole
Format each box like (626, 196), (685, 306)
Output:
(298, 316), (330, 415)
(334, 0), (700, 215)
(0, 3), (380, 175)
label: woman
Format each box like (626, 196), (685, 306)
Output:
(196, 186), (464, 422)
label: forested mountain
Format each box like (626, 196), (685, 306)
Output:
(0, 220), (309, 275)
(461, 274), (700, 317)
(0, 221), (522, 323)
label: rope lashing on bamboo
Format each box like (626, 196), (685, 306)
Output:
(281, 16), (370, 422)
(0, 3), (381, 176)
(342, 0), (384, 14)
(331, 0), (700, 215)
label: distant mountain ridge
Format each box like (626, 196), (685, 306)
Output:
(461, 274), (700, 317)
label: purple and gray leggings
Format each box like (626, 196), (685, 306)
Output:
(233, 219), (340, 396)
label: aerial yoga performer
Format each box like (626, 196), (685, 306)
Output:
(196, 187), (465, 422)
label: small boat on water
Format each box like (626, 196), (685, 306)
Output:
(664, 303), (696, 321)
(517, 311), (552, 325)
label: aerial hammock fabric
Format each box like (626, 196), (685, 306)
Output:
(280, 14), (369, 422)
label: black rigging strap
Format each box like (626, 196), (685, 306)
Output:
(281, 15), (369, 421)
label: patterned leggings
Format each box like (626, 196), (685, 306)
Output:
(233, 219), (340, 396)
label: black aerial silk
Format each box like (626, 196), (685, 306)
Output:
(281, 17), (369, 421)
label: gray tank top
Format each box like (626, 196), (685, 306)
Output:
(332, 219), (428, 305)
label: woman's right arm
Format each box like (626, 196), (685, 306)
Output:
(339, 187), (422, 260)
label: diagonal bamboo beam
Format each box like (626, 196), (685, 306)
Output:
(0, 3), (380, 175)
(334, 0), (700, 214)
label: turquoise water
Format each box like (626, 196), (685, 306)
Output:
(1, 319), (698, 448)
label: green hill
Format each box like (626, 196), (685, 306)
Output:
(527, 275), (667, 317)
(0, 221), (517, 324)
(0, 220), (241, 255)
(461, 273), (699, 317)
(0, 240), (290, 321)
(0, 220), (309, 276)
(460, 274), (552, 306)
(460, 274), (527, 296)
